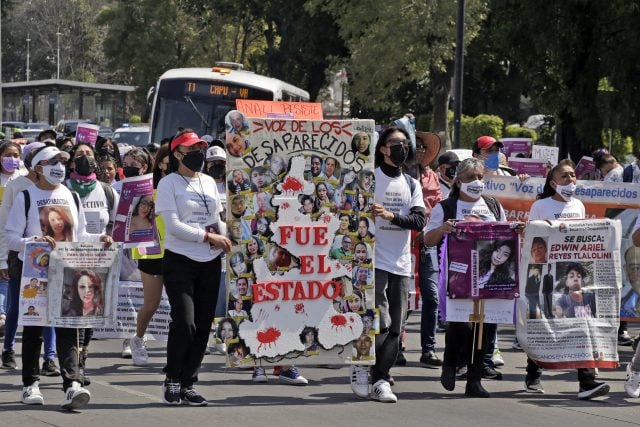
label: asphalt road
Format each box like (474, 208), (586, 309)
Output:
(0, 316), (638, 427)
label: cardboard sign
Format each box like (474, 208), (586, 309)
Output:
(236, 100), (323, 120)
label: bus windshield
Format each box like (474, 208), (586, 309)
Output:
(150, 78), (273, 142)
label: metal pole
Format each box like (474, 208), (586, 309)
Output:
(56, 31), (61, 79)
(452, 0), (466, 149)
(26, 33), (31, 82)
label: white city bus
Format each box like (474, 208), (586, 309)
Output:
(148, 62), (310, 143)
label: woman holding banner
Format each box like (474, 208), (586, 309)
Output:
(156, 129), (231, 406)
(6, 145), (113, 410)
(523, 159), (609, 399)
(424, 157), (506, 398)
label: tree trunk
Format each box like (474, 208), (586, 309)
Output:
(431, 63), (453, 152)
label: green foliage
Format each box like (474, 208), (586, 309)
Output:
(601, 129), (634, 161)
(504, 125), (537, 141)
(130, 115), (142, 124)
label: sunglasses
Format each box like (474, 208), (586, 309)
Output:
(42, 158), (67, 166)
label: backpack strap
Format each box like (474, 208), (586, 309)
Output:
(440, 196), (458, 222)
(402, 172), (416, 197)
(99, 181), (116, 235)
(70, 191), (80, 214)
(22, 189), (31, 219)
(481, 195), (501, 220)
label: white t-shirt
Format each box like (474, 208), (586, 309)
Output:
(5, 184), (98, 260)
(374, 168), (425, 276)
(528, 197), (585, 221)
(156, 172), (223, 262)
(427, 197), (506, 232)
(0, 169), (23, 187)
(65, 180), (120, 235)
(603, 165), (624, 182)
(0, 175), (33, 269)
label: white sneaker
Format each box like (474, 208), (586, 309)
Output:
(21, 381), (44, 405)
(349, 365), (370, 398)
(491, 349), (505, 367)
(61, 381), (91, 410)
(371, 379), (397, 402)
(252, 366), (268, 383)
(625, 363), (640, 398)
(121, 339), (132, 358)
(130, 335), (148, 366)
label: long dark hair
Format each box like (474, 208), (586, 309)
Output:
(478, 240), (515, 284)
(69, 269), (103, 315)
(374, 126), (409, 168)
(556, 262), (587, 293)
(152, 143), (171, 187)
(538, 159), (576, 200)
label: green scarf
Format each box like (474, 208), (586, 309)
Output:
(69, 179), (97, 198)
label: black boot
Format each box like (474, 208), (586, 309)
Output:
(465, 381), (490, 398)
(441, 365), (456, 391)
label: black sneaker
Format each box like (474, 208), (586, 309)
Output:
(2, 350), (17, 369)
(395, 351), (407, 366)
(42, 359), (61, 377)
(578, 381), (609, 400)
(482, 366), (503, 380)
(180, 386), (208, 406)
(162, 379), (181, 406)
(441, 365), (456, 391)
(525, 375), (544, 393)
(619, 332), (633, 346)
(420, 351), (443, 369)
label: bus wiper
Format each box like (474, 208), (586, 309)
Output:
(184, 96), (210, 135)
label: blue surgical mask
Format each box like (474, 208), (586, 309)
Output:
(484, 152), (500, 171)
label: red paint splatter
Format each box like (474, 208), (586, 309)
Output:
(322, 215), (331, 223)
(281, 202), (290, 210)
(330, 314), (346, 332)
(282, 177), (304, 193)
(294, 303), (305, 314)
(256, 327), (281, 352)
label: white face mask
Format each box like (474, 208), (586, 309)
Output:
(554, 182), (576, 202)
(40, 163), (66, 186)
(460, 179), (484, 200)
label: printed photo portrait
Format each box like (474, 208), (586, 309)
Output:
(226, 110), (250, 135)
(315, 181), (334, 206)
(226, 133), (248, 157)
(298, 194), (319, 215)
(308, 154), (324, 180)
(553, 261), (596, 319)
(229, 251), (252, 278)
(227, 169), (251, 194)
(352, 333), (374, 361)
(253, 191), (274, 217)
(127, 195), (155, 240)
(227, 339), (251, 364)
(216, 317), (239, 343)
(525, 264), (544, 319)
(264, 153), (288, 183)
(250, 165), (272, 192)
(266, 244), (295, 271)
(622, 245), (640, 318)
(252, 216), (273, 239)
(351, 131), (371, 157)
(353, 265), (372, 289)
(329, 234), (354, 261)
(39, 205), (74, 242)
(356, 216), (375, 242)
(342, 289), (364, 313)
(352, 241), (372, 265)
(323, 157), (341, 182)
(23, 244), (51, 278)
(476, 239), (516, 290)
(336, 213), (355, 235)
(24, 305), (40, 316)
(357, 170), (375, 194)
(530, 236), (548, 264)
(231, 276), (252, 300)
(60, 268), (108, 317)
(243, 236), (265, 262)
(300, 326), (319, 352)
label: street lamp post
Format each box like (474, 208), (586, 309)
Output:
(56, 31), (61, 80)
(452, 0), (466, 149)
(26, 33), (31, 82)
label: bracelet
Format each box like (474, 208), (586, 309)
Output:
(203, 232), (210, 243)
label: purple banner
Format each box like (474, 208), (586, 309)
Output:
(507, 158), (549, 177)
(112, 174), (158, 248)
(501, 138), (532, 158)
(446, 222), (520, 299)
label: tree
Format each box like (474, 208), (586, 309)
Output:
(313, 0), (487, 145)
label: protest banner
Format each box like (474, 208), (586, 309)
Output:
(575, 156), (596, 179)
(19, 242), (122, 328)
(447, 222), (520, 300)
(112, 174), (158, 248)
(92, 280), (171, 340)
(531, 144), (559, 166)
(507, 158), (548, 177)
(75, 123), (100, 146)
(500, 137), (532, 158)
(18, 242), (52, 326)
(482, 175), (640, 322)
(236, 100), (323, 120)
(224, 112), (376, 366)
(516, 219), (621, 369)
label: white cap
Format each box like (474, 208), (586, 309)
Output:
(31, 146), (70, 168)
(206, 146), (226, 161)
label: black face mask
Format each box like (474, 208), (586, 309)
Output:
(181, 151), (205, 172)
(208, 164), (226, 179)
(74, 155), (96, 176)
(123, 166), (141, 178)
(389, 144), (408, 167)
(444, 166), (456, 180)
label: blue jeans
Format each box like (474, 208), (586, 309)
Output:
(4, 274), (56, 360)
(419, 246), (439, 354)
(0, 278), (7, 315)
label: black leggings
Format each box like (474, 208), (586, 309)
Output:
(163, 250), (221, 387)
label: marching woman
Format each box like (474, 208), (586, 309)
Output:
(155, 129), (231, 406)
(523, 159), (609, 399)
(424, 157), (507, 398)
(5, 146), (113, 410)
